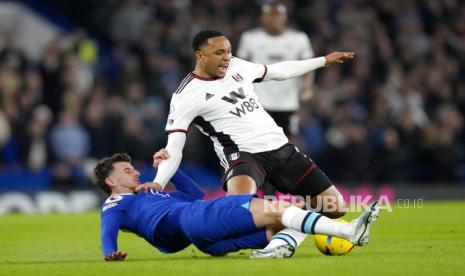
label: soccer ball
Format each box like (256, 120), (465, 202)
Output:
(313, 219), (354, 256)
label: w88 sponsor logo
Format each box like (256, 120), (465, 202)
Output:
(221, 87), (260, 118)
(230, 98), (260, 118)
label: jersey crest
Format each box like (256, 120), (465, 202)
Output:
(150, 189), (170, 197)
(105, 195), (124, 204)
(232, 73), (244, 83)
(229, 152), (240, 161)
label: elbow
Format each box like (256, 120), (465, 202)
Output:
(191, 187), (205, 200)
(189, 186), (205, 200)
(197, 190), (206, 199)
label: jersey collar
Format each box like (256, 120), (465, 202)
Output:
(190, 72), (220, 81)
(110, 193), (135, 197)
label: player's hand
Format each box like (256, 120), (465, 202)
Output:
(135, 182), (163, 193)
(324, 52), (355, 67)
(153, 148), (170, 168)
(104, 251), (127, 261)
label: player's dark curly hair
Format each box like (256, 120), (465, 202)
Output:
(192, 30), (224, 51)
(93, 153), (132, 195)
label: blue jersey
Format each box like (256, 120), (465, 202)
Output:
(100, 171), (205, 256)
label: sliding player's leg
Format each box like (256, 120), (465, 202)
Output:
(178, 194), (379, 259)
(248, 198), (380, 246)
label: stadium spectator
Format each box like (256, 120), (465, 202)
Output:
(0, 110), (11, 151)
(49, 109), (90, 165)
(17, 105), (53, 171)
(237, 1), (315, 139)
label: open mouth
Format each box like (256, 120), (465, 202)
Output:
(218, 64), (229, 73)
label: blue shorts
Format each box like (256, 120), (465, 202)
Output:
(179, 194), (268, 255)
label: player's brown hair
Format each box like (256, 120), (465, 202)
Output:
(93, 153), (132, 195)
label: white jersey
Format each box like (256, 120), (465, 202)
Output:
(237, 28), (314, 111)
(165, 57), (288, 168)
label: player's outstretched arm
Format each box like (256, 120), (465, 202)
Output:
(101, 209), (123, 260)
(264, 52), (355, 81)
(104, 251), (127, 262)
(151, 132), (186, 190)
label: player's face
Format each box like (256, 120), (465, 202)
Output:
(261, 5), (287, 35)
(108, 162), (141, 192)
(197, 36), (232, 78)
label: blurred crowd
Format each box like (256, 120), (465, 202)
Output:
(1, 0), (465, 188)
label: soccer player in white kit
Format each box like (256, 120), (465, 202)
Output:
(144, 30), (354, 258)
(237, 1), (314, 139)
(237, 1), (315, 196)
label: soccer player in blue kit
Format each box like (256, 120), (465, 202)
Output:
(95, 153), (380, 261)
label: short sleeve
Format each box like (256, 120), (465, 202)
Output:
(165, 94), (200, 133)
(232, 57), (267, 83)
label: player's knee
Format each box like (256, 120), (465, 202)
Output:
(227, 176), (257, 195)
(325, 208), (346, 218)
(277, 200), (293, 211)
(271, 201), (291, 224)
(324, 195), (346, 218)
(259, 200), (286, 224)
(310, 188), (346, 217)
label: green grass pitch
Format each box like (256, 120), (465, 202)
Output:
(1, 201), (464, 275)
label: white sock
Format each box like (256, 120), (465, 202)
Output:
(264, 228), (307, 250)
(313, 216), (352, 240)
(281, 206), (352, 240)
